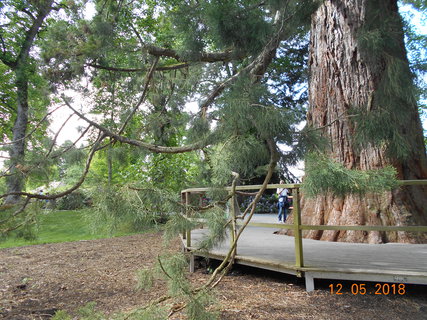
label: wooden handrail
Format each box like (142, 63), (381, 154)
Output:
(182, 179), (427, 193)
(181, 183), (300, 193)
(181, 179), (427, 270)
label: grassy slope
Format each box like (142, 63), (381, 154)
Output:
(0, 209), (136, 249)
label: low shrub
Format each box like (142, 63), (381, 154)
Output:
(57, 190), (91, 210)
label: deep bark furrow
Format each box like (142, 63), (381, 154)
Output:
(303, 0), (427, 243)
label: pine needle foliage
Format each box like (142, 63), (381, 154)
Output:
(302, 153), (399, 198)
(135, 252), (218, 320)
(90, 185), (180, 235)
(136, 253), (189, 295)
(197, 206), (229, 252)
(0, 202), (42, 241)
(52, 302), (169, 320)
(76, 302), (105, 320)
(136, 268), (155, 292)
(163, 217), (192, 245)
(354, 1), (420, 159)
(203, 0), (272, 55)
(186, 289), (219, 320)
(210, 136), (269, 186)
(117, 306), (168, 320)
(161, 253), (191, 296)
(207, 77), (291, 186)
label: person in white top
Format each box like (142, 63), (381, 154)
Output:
(277, 180), (289, 223)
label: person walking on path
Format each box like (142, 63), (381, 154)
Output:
(277, 180), (289, 223)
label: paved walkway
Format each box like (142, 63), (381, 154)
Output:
(186, 214), (427, 290)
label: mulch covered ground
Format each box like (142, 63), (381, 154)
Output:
(1, 232), (426, 319)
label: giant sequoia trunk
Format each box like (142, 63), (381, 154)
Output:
(302, 0), (427, 243)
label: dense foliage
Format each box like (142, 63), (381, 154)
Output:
(0, 0), (426, 317)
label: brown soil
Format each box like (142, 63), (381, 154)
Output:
(1, 232), (426, 320)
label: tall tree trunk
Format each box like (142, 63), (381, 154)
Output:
(107, 145), (113, 185)
(303, 0), (427, 243)
(4, 0), (54, 204)
(5, 70), (29, 203)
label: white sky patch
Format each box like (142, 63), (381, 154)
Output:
(84, 1), (96, 20)
(184, 101), (199, 113)
(48, 86), (99, 146)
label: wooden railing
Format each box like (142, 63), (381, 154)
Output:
(181, 180), (427, 270)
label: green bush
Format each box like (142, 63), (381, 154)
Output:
(57, 190), (90, 210)
(240, 194), (278, 213)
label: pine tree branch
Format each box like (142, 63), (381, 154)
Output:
(49, 125), (92, 160)
(86, 62), (190, 72)
(20, 8), (37, 21)
(200, 139), (279, 289)
(117, 56), (159, 135)
(0, 133), (106, 201)
(62, 97), (207, 154)
(199, 9), (293, 118)
(15, 0), (55, 69)
(0, 106), (62, 146)
(0, 197), (30, 225)
(45, 114), (74, 157)
(2, 124), (93, 182)
(123, 140), (279, 318)
(0, 198), (34, 234)
(145, 45), (245, 63)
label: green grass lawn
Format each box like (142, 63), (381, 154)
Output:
(0, 209), (137, 249)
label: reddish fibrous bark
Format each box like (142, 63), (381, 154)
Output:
(302, 0), (427, 243)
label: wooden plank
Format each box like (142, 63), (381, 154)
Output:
(185, 225), (427, 288)
(187, 248), (300, 275)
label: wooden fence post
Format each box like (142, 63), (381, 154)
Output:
(229, 195), (237, 256)
(185, 192), (191, 248)
(293, 187), (304, 268)
(181, 192), (186, 241)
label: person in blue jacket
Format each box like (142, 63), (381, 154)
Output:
(277, 180), (289, 223)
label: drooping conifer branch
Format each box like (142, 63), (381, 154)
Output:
(201, 139), (279, 288)
(0, 132), (106, 201)
(199, 8), (292, 117)
(87, 45), (245, 76)
(0, 105), (63, 146)
(0, 197), (31, 233)
(86, 62), (190, 73)
(62, 97), (208, 154)
(128, 139), (279, 318)
(145, 45), (246, 63)
(117, 56), (159, 135)
(45, 113), (74, 157)
(49, 125), (92, 160)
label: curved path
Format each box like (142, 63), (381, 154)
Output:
(185, 214), (427, 291)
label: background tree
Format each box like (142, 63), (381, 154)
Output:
(1, 0), (426, 317)
(0, 0), (57, 204)
(302, 0), (427, 243)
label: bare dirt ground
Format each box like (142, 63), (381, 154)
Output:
(1, 232), (426, 320)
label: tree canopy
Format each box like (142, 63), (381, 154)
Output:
(0, 0), (427, 315)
